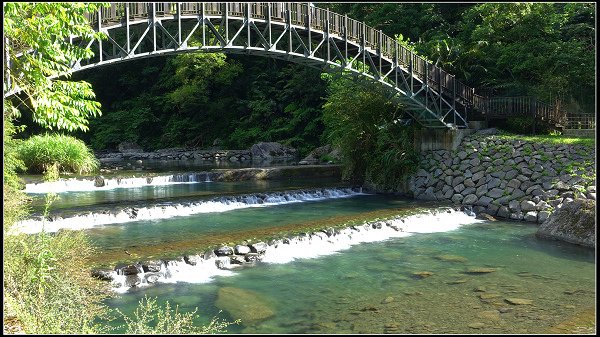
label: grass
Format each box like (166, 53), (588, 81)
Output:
(16, 133), (99, 175)
(495, 132), (596, 147)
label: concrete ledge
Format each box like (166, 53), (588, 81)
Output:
(414, 128), (475, 152)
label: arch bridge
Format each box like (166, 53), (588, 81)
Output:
(17, 3), (482, 129)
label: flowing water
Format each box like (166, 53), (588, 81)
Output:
(20, 166), (596, 334)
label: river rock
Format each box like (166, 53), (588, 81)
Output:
(249, 242), (268, 253)
(520, 200), (536, 212)
(505, 298), (533, 305)
(412, 271), (434, 279)
(215, 246), (234, 256)
(468, 322), (486, 329)
(245, 253), (261, 262)
(536, 199), (596, 248)
(299, 144), (340, 164)
(142, 260), (163, 272)
(91, 269), (114, 281)
(464, 267), (497, 274)
(435, 254), (467, 263)
(124, 275), (141, 287)
(94, 175), (105, 187)
(250, 142), (297, 160)
(524, 211), (538, 222)
(476, 213), (497, 221)
(234, 245), (251, 255)
(215, 287), (275, 325)
(117, 264), (141, 275)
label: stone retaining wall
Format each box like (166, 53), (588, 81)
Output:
(97, 149), (252, 162)
(409, 130), (596, 223)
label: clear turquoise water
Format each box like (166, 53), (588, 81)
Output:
(103, 220), (595, 334)
(28, 168), (594, 334)
(29, 176), (345, 212)
(86, 194), (416, 253)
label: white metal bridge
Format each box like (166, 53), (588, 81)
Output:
(10, 3), (482, 128)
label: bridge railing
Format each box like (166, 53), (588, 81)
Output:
(473, 96), (567, 127)
(564, 114), (596, 129)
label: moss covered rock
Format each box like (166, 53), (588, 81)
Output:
(536, 199), (595, 248)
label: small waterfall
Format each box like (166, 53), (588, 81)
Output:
(109, 207), (483, 292)
(14, 187), (365, 234)
(204, 172), (212, 183)
(24, 172), (210, 194)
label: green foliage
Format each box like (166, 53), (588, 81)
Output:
(4, 2), (106, 131)
(118, 296), (238, 334)
(496, 132), (595, 147)
(3, 112), (27, 190)
(16, 134), (99, 174)
(78, 55), (326, 154)
(4, 228), (112, 334)
(324, 3), (595, 114)
(322, 74), (418, 187)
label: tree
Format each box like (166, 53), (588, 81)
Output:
(3, 2), (105, 131)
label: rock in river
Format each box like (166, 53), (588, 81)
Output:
(412, 271), (434, 279)
(434, 254), (468, 263)
(215, 287), (274, 325)
(464, 267), (497, 274)
(505, 298), (533, 305)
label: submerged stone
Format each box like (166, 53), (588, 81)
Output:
(464, 267), (497, 274)
(215, 287), (275, 325)
(434, 254), (468, 263)
(505, 298), (533, 305)
(412, 271), (434, 279)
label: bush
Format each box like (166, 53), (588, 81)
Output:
(118, 296), (238, 334)
(4, 229), (112, 334)
(322, 75), (419, 187)
(17, 134), (99, 174)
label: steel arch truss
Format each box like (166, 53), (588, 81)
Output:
(32, 3), (471, 128)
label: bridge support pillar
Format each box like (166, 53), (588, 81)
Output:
(413, 128), (475, 152)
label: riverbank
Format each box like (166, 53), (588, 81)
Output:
(402, 129), (596, 247)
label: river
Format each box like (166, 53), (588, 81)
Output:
(19, 163), (596, 334)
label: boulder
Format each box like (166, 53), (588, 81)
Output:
(520, 200), (536, 212)
(234, 245), (251, 255)
(142, 260), (164, 272)
(536, 199), (595, 248)
(463, 194), (478, 205)
(94, 176), (105, 187)
(215, 287), (275, 325)
(299, 144), (341, 164)
(524, 211), (538, 222)
(249, 242), (268, 254)
(91, 269), (114, 281)
(215, 246), (234, 256)
(250, 142), (297, 160)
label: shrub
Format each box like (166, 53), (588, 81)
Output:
(322, 75), (418, 187)
(17, 134), (99, 174)
(3, 229), (113, 334)
(118, 296), (238, 334)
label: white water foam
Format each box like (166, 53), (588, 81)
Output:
(14, 188), (364, 235)
(24, 173), (211, 194)
(107, 208), (483, 293)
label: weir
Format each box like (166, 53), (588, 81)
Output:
(14, 187), (364, 234)
(105, 207), (481, 292)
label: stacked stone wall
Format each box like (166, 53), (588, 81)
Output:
(409, 131), (596, 223)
